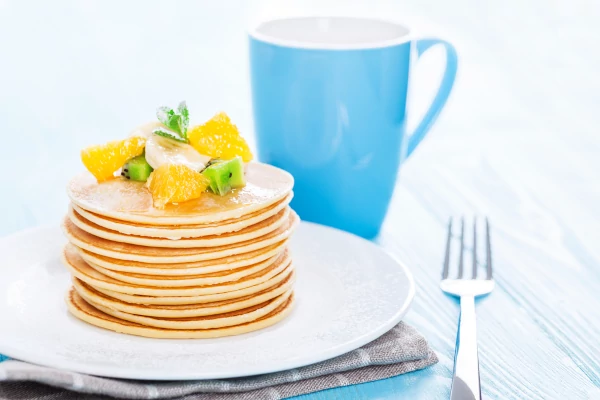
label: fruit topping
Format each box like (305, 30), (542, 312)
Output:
(146, 164), (210, 208)
(145, 134), (211, 172)
(79, 101), (251, 204)
(202, 157), (246, 196)
(121, 155), (153, 182)
(81, 136), (146, 182)
(188, 112), (253, 162)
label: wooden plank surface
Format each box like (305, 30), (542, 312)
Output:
(1, 0), (599, 399)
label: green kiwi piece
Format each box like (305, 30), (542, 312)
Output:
(122, 155), (153, 182)
(201, 156), (245, 196)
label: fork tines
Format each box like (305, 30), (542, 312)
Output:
(442, 217), (492, 280)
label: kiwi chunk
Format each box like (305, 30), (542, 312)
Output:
(122, 155), (153, 182)
(202, 156), (245, 196)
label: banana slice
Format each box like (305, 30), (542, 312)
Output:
(145, 134), (211, 171)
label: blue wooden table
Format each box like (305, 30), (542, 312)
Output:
(1, 1), (599, 399)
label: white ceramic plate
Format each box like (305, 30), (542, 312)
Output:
(0, 222), (414, 380)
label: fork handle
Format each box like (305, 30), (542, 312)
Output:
(451, 295), (482, 400)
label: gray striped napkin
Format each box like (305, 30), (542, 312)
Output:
(0, 322), (437, 400)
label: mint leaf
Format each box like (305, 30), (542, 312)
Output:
(155, 101), (190, 142)
(166, 114), (183, 134)
(152, 127), (187, 143)
(156, 107), (175, 127)
(177, 101), (189, 137)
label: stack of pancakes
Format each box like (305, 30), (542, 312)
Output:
(61, 163), (298, 338)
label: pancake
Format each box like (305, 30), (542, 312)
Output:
(84, 250), (285, 287)
(67, 289), (295, 339)
(62, 244), (293, 297)
(62, 210), (299, 263)
(75, 241), (288, 276)
(71, 192), (293, 239)
(67, 162), (294, 225)
(85, 288), (293, 330)
(92, 266), (295, 305)
(68, 206), (290, 248)
(72, 269), (295, 317)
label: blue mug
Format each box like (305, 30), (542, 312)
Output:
(249, 17), (457, 239)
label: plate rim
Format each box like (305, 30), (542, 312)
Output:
(0, 222), (415, 380)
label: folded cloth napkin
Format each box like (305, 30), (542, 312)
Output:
(0, 322), (437, 400)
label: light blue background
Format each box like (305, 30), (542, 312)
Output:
(1, 1), (599, 399)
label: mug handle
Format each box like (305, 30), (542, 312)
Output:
(405, 39), (458, 158)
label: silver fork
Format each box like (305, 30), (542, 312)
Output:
(441, 218), (495, 400)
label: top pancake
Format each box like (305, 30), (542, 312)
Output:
(71, 193), (293, 239)
(67, 162), (294, 225)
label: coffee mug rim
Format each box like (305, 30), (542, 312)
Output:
(248, 16), (411, 50)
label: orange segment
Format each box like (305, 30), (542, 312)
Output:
(81, 137), (146, 182)
(146, 164), (210, 209)
(188, 112), (253, 162)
